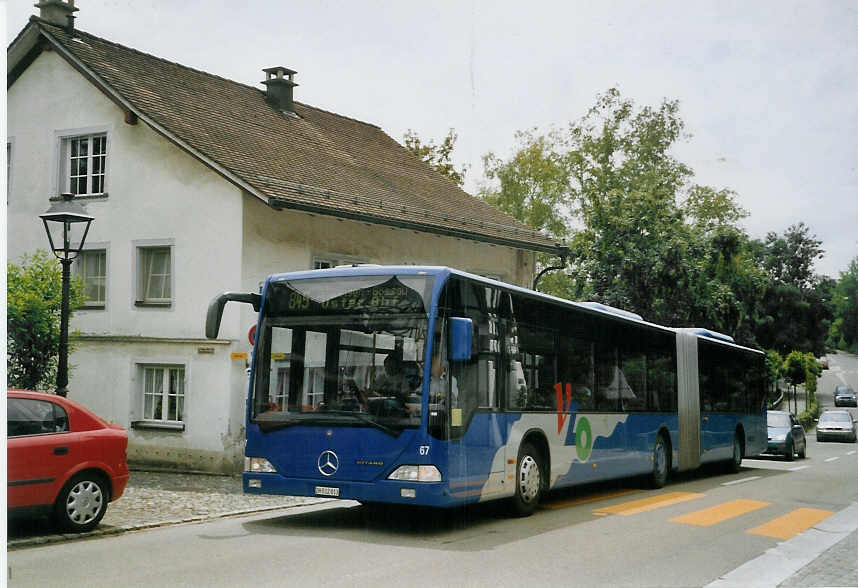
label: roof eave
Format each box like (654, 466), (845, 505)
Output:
(267, 197), (560, 254)
(7, 20), (44, 88)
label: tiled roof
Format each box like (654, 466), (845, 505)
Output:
(12, 20), (560, 253)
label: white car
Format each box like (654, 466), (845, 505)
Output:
(816, 410), (857, 443)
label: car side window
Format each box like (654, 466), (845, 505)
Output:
(7, 398), (70, 437)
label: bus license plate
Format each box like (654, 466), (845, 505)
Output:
(315, 486), (340, 497)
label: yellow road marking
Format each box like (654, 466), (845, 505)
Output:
(670, 499), (770, 527)
(541, 489), (642, 510)
(747, 508), (834, 540)
(594, 491), (704, 516)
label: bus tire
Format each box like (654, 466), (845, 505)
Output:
(511, 442), (543, 517)
(650, 433), (670, 489)
(728, 433), (743, 473)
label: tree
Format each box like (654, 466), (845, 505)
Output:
(565, 91), (771, 333)
(479, 129), (571, 240)
(403, 128), (469, 187)
(782, 351), (807, 415)
(752, 224), (833, 356)
(481, 88), (764, 335)
(7, 250), (85, 390)
(761, 223), (824, 290)
(830, 255), (858, 352)
(764, 349), (783, 405)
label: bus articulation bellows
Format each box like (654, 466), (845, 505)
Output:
(206, 266), (766, 516)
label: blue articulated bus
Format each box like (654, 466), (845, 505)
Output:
(206, 265), (767, 516)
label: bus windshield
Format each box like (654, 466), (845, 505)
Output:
(251, 274), (434, 434)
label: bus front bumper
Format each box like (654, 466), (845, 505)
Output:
(242, 472), (457, 507)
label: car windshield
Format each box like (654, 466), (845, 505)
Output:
(767, 413), (791, 428)
(820, 412), (852, 424)
(835, 386), (853, 394)
(251, 275), (433, 433)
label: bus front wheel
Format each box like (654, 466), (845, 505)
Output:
(511, 442), (543, 517)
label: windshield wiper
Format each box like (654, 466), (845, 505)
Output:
(320, 410), (401, 437)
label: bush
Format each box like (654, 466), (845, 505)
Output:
(7, 250), (85, 390)
(797, 401), (821, 431)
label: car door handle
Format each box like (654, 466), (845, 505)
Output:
(53, 446), (69, 456)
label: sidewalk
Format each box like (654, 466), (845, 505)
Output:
(7, 470), (327, 549)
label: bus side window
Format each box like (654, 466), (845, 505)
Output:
(621, 350), (647, 411)
(557, 334), (595, 411)
(595, 344), (620, 412)
(647, 345), (676, 412)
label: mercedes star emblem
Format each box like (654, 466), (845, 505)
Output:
(317, 450), (339, 476)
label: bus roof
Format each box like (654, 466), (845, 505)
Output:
(264, 265), (761, 354)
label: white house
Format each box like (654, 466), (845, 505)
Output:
(7, 1), (562, 472)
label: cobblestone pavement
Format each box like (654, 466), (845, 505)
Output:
(7, 470), (326, 549)
(779, 529), (858, 587)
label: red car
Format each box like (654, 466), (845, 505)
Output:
(7, 390), (129, 532)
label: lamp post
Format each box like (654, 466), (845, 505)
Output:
(40, 192), (94, 397)
(533, 244), (571, 291)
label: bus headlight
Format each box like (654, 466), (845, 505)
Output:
(387, 465), (442, 482)
(245, 457), (277, 473)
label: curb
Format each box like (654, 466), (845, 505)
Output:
(7, 499), (331, 550)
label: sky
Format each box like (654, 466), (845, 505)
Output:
(5, 0), (857, 277)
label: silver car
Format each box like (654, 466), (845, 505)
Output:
(834, 385), (857, 407)
(816, 410), (858, 443)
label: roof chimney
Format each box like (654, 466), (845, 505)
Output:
(34, 0), (78, 32)
(262, 67), (298, 115)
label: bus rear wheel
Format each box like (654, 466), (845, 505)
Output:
(511, 442), (543, 517)
(728, 433), (744, 472)
(650, 433), (670, 489)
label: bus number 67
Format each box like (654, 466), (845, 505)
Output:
(419, 445), (430, 456)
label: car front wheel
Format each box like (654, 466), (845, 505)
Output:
(55, 472), (109, 532)
(784, 439), (795, 461)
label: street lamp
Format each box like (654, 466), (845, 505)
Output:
(533, 244), (571, 291)
(40, 192), (94, 397)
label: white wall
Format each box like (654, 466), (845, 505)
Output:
(240, 194), (533, 290)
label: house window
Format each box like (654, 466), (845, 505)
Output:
(76, 249), (107, 307)
(136, 245), (173, 305)
(61, 133), (107, 196)
(141, 365), (185, 423)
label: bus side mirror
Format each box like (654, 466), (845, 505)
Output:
(205, 292), (261, 339)
(449, 317), (473, 362)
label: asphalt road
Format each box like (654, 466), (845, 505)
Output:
(8, 353), (858, 588)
